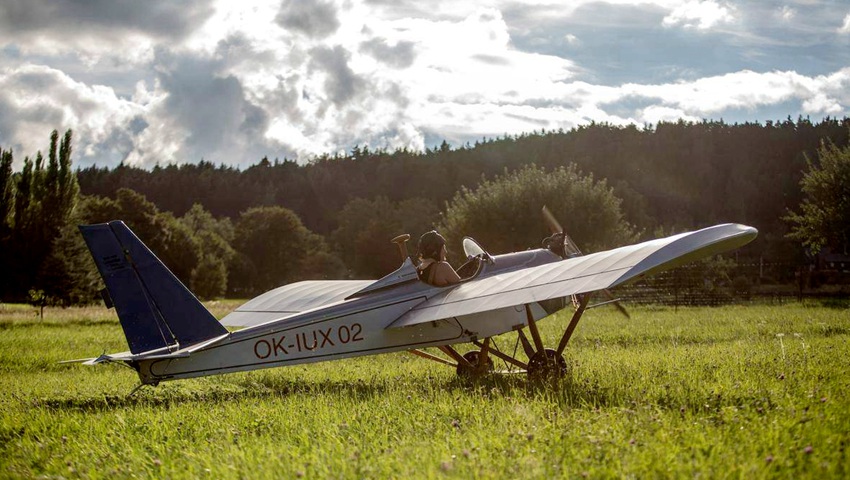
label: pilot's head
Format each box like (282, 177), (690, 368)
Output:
(418, 230), (446, 261)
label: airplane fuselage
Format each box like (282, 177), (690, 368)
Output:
(136, 249), (565, 384)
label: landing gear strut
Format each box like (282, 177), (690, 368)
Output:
(407, 294), (591, 380)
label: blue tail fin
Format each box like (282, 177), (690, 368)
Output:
(79, 221), (227, 354)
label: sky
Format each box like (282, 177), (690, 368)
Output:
(1, 0), (849, 170)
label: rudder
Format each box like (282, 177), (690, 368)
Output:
(80, 221), (227, 354)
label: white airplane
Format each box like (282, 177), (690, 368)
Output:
(67, 213), (757, 388)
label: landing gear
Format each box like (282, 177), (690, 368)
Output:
(456, 350), (494, 377)
(407, 294), (592, 381)
(527, 348), (568, 378)
(407, 343), (496, 378)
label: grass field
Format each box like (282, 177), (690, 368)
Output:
(1, 301), (847, 478)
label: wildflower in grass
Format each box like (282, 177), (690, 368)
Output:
(804, 445), (813, 454)
(766, 455), (774, 463)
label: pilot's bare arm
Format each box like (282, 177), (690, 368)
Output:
(432, 261), (461, 286)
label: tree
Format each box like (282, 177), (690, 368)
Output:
(231, 206), (339, 295)
(0, 130), (89, 303)
(332, 196), (440, 278)
(36, 219), (102, 305)
(0, 149), (13, 233)
(181, 203), (235, 299)
(82, 188), (202, 288)
(0, 149), (15, 297)
(785, 137), (850, 255)
(440, 164), (636, 259)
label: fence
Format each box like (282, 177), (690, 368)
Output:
(609, 260), (850, 307)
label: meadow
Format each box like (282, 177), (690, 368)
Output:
(0, 301), (847, 479)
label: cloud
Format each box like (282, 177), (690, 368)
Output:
(1, 0), (848, 169)
(617, 69), (850, 119)
(359, 38), (416, 69)
(0, 0), (215, 60)
(121, 50), (279, 167)
(777, 6), (796, 22)
(309, 46), (366, 107)
(662, 0), (735, 30)
(0, 64), (145, 169)
(839, 13), (850, 34)
(276, 0), (341, 39)
(640, 105), (700, 124)
(0, 0), (213, 36)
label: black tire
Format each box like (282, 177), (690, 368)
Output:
(456, 350), (494, 377)
(527, 348), (568, 378)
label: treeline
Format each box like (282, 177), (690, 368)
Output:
(2, 118), (848, 304)
(78, 117), (849, 239)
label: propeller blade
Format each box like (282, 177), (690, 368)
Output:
(541, 206), (563, 235)
(542, 205), (582, 257)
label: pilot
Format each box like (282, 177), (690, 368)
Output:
(416, 230), (461, 287)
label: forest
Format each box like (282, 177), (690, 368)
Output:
(1, 116), (849, 305)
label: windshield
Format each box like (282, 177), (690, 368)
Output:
(462, 237), (487, 258)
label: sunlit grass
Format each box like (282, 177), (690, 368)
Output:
(0, 303), (847, 478)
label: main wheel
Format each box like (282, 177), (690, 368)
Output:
(456, 350), (494, 377)
(527, 348), (568, 378)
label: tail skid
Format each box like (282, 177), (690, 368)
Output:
(79, 221), (228, 355)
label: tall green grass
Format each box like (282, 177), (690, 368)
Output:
(0, 302), (847, 478)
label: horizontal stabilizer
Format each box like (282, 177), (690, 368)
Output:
(61, 332), (230, 366)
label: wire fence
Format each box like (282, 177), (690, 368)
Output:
(610, 260), (850, 307)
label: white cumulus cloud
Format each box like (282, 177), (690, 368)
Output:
(0, 65), (146, 168)
(662, 0), (735, 30)
(839, 13), (850, 34)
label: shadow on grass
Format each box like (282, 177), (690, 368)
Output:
(35, 367), (780, 419)
(438, 369), (780, 418)
(34, 376), (392, 413)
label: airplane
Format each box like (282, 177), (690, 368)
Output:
(66, 213), (757, 388)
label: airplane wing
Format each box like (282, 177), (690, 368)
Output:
(221, 280), (372, 327)
(388, 223), (757, 328)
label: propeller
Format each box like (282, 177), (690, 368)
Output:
(542, 206), (581, 258)
(541, 206), (630, 319)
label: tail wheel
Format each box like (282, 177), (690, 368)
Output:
(456, 350), (494, 377)
(527, 348), (568, 378)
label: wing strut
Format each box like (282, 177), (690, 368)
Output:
(525, 304), (546, 354)
(557, 294), (591, 355)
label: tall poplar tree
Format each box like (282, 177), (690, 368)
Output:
(1, 129), (83, 303)
(0, 149), (14, 296)
(0, 149), (13, 233)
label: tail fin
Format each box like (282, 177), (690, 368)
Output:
(79, 221), (227, 354)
